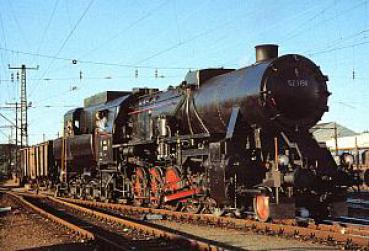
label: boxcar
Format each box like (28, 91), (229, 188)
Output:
(20, 141), (56, 186)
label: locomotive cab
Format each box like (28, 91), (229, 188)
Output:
(64, 108), (86, 136)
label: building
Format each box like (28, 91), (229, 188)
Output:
(311, 122), (357, 142)
(311, 122), (369, 165)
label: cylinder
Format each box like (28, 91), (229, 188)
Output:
(255, 44), (278, 63)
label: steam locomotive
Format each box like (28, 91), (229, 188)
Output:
(20, 45), (358, 222)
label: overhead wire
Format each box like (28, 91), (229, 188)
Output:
(48, 0), (95, 63)
(203, 0), (317, 60)
(281, 0), (337, 42)
(64, 0), (73, 30)
(120, 2), (236, 66)
(0, 128), (8, 139)
(35, 0), (60, 57)
(308, 40), (369, 56)
(34, 87), (81, 106)
(136, 1), (318, 68)
(6, 0), (31, 50)
(0, 9), (9, 103)
(31, 0), (214, 102)
(304, 28), (369, 55)
(173, 0), (182, 44)
(0, 73), (183, 82)
(131, 1), (257, 66)
(2, 2), (368, 141)
(30, 0), (96, 97)
(27, 0), (95, 145)
(0, 1), (244, 82)
(80, 0), (168, 59)
(39, 0), (171, 83)
(31, 0), (60, 91)
(282, 0), (368, 43)
(0, 113), (16, 127)
(0, 46), (205, 70)
(133, 19), (238, 65)
(0, 11), (8, 68)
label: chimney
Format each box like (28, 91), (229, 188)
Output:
(255, 44), (278, 63)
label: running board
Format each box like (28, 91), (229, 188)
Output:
(163, 188), (200, 203)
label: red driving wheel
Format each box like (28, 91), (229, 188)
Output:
(149, 167), (163, 208)
(165, 167), (181, 191)
(149, 167), (163, 194)
(253, 194), (270, 222)
(133, 167), (146, 206)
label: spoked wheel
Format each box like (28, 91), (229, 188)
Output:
(205, 198), (225, 216)
(132, 167), (147, 207)
(253, 194), (270, 222)
(183, 199), (203, 214)
(149, 167), (163, 209)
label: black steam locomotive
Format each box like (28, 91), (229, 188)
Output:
(21, 45), (357, 222)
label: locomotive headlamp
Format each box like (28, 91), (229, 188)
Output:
(278, 154), (289, 166)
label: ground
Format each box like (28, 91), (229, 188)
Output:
(0, 181), (90, 251)
(151, 220), (341, 251)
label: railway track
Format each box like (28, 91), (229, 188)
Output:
(8, 191), (369, 250)
(55, 196), (369, 250)
(6, 192), (235, 251)
(6, 192), (94, 240)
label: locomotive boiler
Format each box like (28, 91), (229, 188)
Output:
(23, 44), (357, 222)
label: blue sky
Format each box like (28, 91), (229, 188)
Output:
(0, 0), (368, 144)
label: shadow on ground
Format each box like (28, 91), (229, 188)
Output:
(19, 241), (98, 251)
(19, 241), (340, 251)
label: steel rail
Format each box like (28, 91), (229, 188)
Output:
(59, 197), (369, 248)
(6, 192), (95, 240)
(47, 196), (228, 251)
(12, 192), (159, 251)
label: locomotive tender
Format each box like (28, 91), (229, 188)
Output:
(21, 45), (356, 221)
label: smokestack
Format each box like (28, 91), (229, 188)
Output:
(255, 44), (278, 63)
